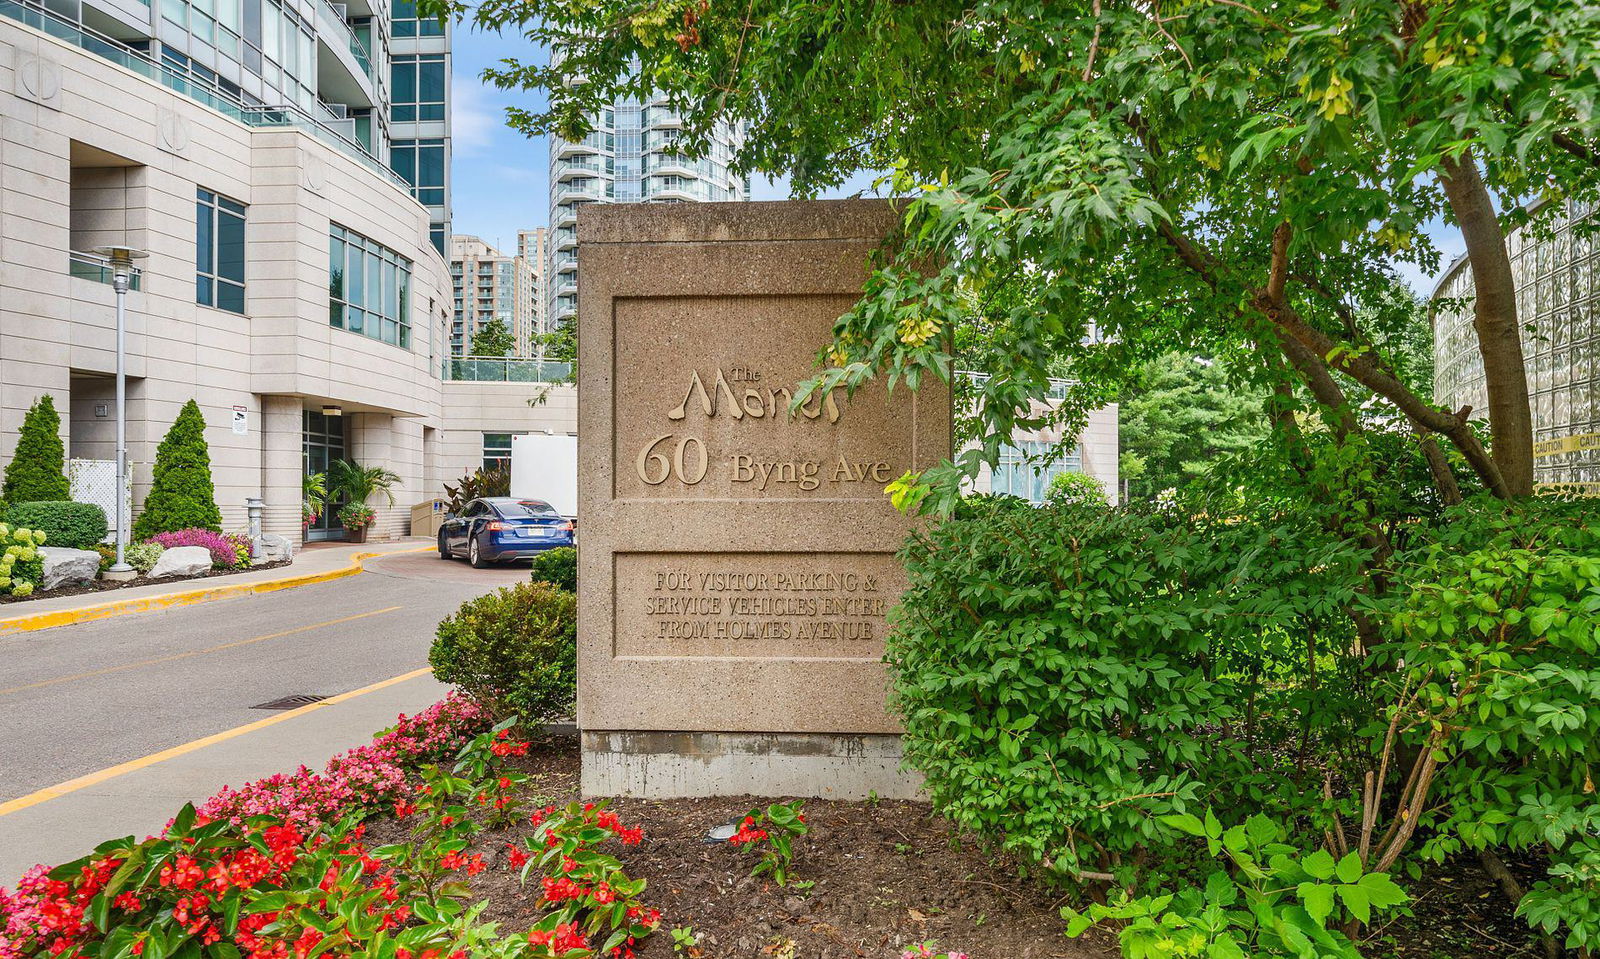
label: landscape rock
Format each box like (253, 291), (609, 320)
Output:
(39, 547), (102, 589)
(149, 545), (212, 578)
(259, 533), (293, 562)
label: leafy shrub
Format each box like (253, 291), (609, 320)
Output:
(1, 396), (69, 507)
(1365, 497), (1600, 953)
(223, 531), (253, 567)
(146, 528), (242, 568)
(890, 494), (1370, 887)
(1065, 810), (1407, 957)
(0, 523), (46, 597)
(127, 541), (164, 573)
(132, 399), (222, 540)
(530, 545), (577, 591)
(5, 501), (107, 550)
(96, 541), (165, 573)
(895, 490), (1600, 952)
(1044, 470), (1107, 508)
(443, 465), (510, 514)
(430, 580), (577, 723)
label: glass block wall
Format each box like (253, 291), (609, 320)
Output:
(1432, 199), (1600, 494)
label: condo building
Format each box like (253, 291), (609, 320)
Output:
(1432, 198), (1600, 494)
(0, 0), (569, 543)
(448, 229), (546, 357)
(548, 96), (749, 327)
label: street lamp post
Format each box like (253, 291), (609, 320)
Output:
(93, 246), (148, 581)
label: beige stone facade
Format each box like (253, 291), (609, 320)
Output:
(1, 14), (563, 542)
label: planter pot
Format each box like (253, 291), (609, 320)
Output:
(346, 526), (369, 544)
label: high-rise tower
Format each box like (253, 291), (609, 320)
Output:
(548, 97), (749, 327)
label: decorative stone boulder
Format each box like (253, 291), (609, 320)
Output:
(259, 533), (293, 562)
(148, 545), (213, 579)
(39, 547), (102, 590)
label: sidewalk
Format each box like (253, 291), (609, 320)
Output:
(0, 669), (451, 884)
(0, 539), (432, 635)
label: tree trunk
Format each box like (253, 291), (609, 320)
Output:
(1437, 151), (1535, 498)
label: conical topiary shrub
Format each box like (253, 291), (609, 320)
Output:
(132, 400), (223, 539)
(2, 395), (70, 508)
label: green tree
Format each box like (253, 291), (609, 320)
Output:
(469, 318), (517, 357)
(1118, 354), (1267, 501)
(439, 0), (1600, 507)
(133, 400), (222, 539)
(2, 395), (70, 507)
(538, 320), (575, 363)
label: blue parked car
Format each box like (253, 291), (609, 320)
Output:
(437, 497), (574, 567)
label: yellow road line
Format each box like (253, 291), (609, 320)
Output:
(0, 546), (431, 637)
(0, 666), (436, 817)
(0, 606), (405, 696)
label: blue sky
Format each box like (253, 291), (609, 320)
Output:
(449, 30), (1462, 293)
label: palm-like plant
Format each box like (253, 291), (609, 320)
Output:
(303, 471), (328, 521)
(329, 459), (400, 508)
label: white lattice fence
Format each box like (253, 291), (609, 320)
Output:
(67, 459), (129, 543)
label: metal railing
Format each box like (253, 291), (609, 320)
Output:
(445, 356), (572, 383)
(69, 250), (142, 289)
(0, 0), (405, 190)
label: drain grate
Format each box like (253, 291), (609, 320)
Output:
(251, 694), (329, 710)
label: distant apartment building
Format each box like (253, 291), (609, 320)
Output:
(0, 0), (570, 544)
(448, 231), (546, 356)
(1432, 198), (1600, 494)
(518, 228), (549, 352)
(548, 95), (749, 327)
(961, 375), (1120, 505)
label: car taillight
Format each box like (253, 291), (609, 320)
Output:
(486, 521), (510, 531)
(560, 521), (575, 532)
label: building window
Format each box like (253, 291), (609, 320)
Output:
(390, 54), (446, 122)
(329, 224), (413, 348)
(992, 440), (1083, 504)
(430, 224), (446, 257)
(390, 138), (446, 207)
(196, 188), (246, 313)
(483, 433), (514, 470)
(391, 0), (443, 36)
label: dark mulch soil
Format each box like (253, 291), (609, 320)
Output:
(369, 738), (1113, 959)
(372, 737), (1553, 959)
(1370, 851), (1552, 959)
(0, 560), (291, 605)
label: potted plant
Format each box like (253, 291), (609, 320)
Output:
(302, 471), (327, 542)
(328, 459), (398, 542)
(337, 502), (377, 543)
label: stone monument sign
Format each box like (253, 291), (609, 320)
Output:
(577, 199), (950, 799)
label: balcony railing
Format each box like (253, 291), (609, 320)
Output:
(316, 0), (373, 78)
(553, 184), (611, 205)
(0, 0), (406, 191)
(445, 356), (573, 383)
(69, 250), (142, 289)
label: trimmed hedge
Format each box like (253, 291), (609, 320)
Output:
(430, 580), (576, 724)
(529, 546), (576, 592)
(6, 501), (108, 550)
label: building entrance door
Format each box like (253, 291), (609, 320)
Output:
(303, 410), (347, 541)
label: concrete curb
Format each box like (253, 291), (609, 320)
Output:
(0, 546), (432, 637)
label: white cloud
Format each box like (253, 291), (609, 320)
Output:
(451, 77), (499, 158)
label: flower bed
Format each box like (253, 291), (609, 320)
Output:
(0, 699), (666, 959)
